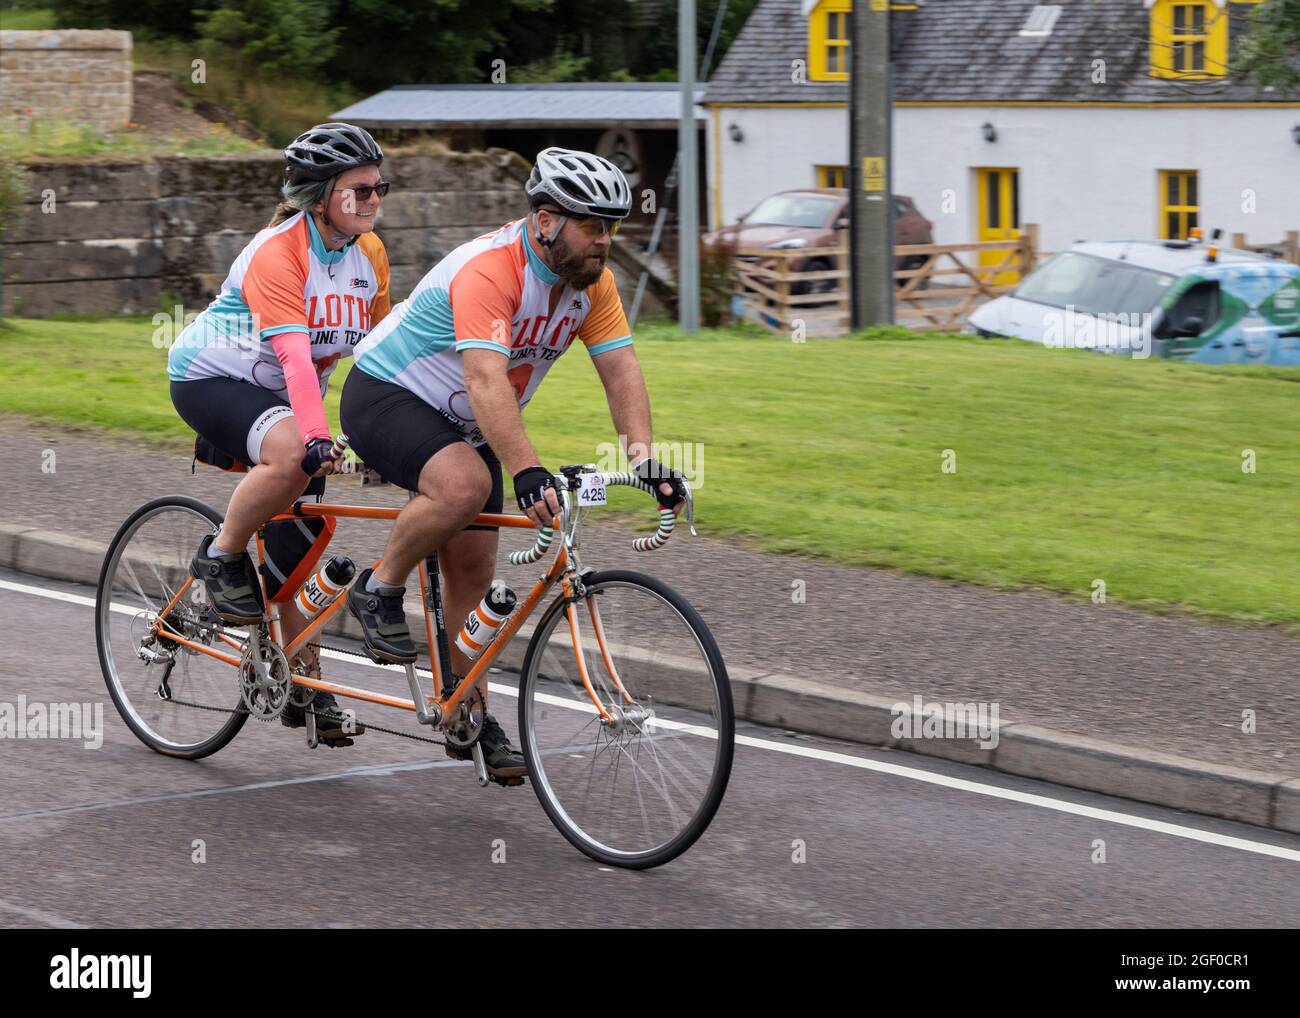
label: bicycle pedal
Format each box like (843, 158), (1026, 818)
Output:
(359, 643), (415, 667)
(489, 774), (526, 788)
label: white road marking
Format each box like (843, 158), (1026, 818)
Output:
(3, 575), (1299, 864)
(730, 734), (1300, 864)
(1, 577), (99, 609)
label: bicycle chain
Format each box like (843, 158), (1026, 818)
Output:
(154, 613), (450, 747)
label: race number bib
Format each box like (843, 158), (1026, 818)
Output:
(577, 473), (607, 506)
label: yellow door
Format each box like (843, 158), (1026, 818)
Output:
(976, 168), (1021, 285)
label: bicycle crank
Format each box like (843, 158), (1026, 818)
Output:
(238, 632), (292, 721)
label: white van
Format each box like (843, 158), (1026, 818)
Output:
(964, 240), (1300, 364)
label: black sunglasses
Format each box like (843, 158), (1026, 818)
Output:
(337, 181), (391, 202)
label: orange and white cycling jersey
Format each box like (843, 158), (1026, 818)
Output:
(353, 218), (631, 447)
(168, 211), (390, 396)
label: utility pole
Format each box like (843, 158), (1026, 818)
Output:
(849, 0), (893, 328)
(678, 0), (700, 332)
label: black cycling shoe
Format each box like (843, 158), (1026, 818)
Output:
(346, 568), (417, 663)
(191, 534), (265, 624)
(282, 691), (366, 745)
(446, 711), (527, 782)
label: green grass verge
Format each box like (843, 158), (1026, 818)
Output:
(1, 315), (1298, 627)
(0, 114), (263, 159)
(0, 7), (55, 30)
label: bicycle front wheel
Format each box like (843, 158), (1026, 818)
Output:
(518, 570), (734, 869)
(95, 496), (249, 759)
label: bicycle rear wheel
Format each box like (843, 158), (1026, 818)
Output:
(517, 570), (734, 868)
(95, 496), (249, 759)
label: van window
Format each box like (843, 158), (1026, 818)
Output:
(1014, 252), (1176, 315)
(1157, 280), (1220, 337)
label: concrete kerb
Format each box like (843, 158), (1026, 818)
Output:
(5, 522), (1298, 837)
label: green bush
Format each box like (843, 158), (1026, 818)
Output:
(0, 159), (31, 241)
(699, 237), (737, 328)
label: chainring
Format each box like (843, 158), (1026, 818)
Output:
(239, 638), (292, 720)
(443, 684), (486, 749)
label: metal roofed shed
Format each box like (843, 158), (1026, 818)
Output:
(333, 83), (707, 130)
(330, 82), (708, 231)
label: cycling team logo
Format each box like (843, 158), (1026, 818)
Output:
(446, 389), (477, 422)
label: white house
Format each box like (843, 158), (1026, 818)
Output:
(703, 0), (1300, 256)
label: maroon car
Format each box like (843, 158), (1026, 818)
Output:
(702, 188), (933, 292)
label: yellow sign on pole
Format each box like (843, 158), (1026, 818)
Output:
(870, 0), (888, 10)
(862, 156), (886, 192)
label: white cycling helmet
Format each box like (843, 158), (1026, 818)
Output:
(526, 147), (632, 220)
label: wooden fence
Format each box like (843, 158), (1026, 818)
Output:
(1231, 230), (1300, 264)
(730, 225), (1040, 336)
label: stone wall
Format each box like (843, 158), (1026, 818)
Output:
(0, 30), (132, 133)
(1, 149), (533, 317)
(2, 147), (669, 319)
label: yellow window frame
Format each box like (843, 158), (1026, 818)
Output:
(809, 0), (852, 82)
(1149, 0), (1228, 79)
(1159, 170), (1200, 239)
(816, 164), (848, 188)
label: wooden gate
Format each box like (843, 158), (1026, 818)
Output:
(728, 225), (1038, 336)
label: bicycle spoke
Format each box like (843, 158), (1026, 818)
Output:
(119, 558), (155, 613)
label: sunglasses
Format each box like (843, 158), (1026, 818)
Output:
(337, 181), (391, 202)
(568, 216), (621, 238)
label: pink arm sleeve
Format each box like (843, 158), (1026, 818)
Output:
(271, 331), (331, 444)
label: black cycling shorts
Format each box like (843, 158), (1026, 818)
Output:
(339, 367), (503, 532)
(170, 376), (324, 498)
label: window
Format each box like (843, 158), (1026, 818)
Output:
(816, 164), (847, 188)
(1019, 5), (1063, 37)
(1149, 0), (1227, 79)
(1155, 280), (1221, 338)
(809, 0), (852, 81)
(1159, 170), (1199, 239)
(1172, 3), (1207, 72)
(745, 194), (839, 229)
(1014, 253), (1176, 316)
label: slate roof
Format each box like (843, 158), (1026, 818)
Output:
(334, 83), (706, 129)
(704, 0), (1300, 104)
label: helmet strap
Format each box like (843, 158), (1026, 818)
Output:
(533, 209), (566, 250)
(313, 176), (360, 251)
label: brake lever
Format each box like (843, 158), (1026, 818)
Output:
(683, 483), (697, 537)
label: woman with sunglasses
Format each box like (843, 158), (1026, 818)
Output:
(167, 122), (392, 746)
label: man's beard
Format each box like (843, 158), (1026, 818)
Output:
(550, 231), (607, 289)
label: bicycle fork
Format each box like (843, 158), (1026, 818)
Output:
(563, 578), (651, 734)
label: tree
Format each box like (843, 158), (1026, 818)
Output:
(51, 0), (214, 37)
(329, 0), (553, 92)
(196, 1), (339, 81)
(1237, 0), (1300, 92)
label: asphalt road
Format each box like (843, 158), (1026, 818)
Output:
(0, 567), (1297, 929)
(5, 417), (1297, 776)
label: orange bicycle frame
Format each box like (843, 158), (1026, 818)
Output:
(149, 500), (618, 721)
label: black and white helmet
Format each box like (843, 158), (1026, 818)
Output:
(526, 147), (632, 219)
(284, 122), (383, 184)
